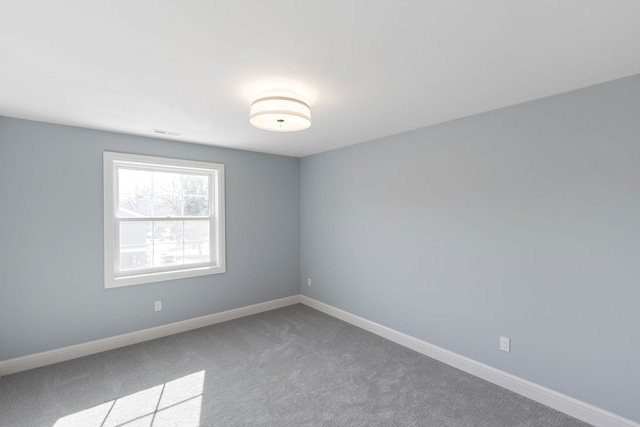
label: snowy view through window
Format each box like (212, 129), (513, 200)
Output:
(118, 169), (212, 272)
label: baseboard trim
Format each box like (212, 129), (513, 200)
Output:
(2, 294), (636, 427)
(0, 295), (301, 377)
(300, 295), (639, 427)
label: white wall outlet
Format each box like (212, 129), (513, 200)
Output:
(500, 336), (510, 352)
(154, 301), (162, 312)
(307, 278), (312, 287)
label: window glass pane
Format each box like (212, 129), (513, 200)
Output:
(183, 175), (209, 196)
(118, 169), (152, 217)
(184, 221), (209, 242)
(152, 172), (183, 217)
(184, 242), (210, 265)
(154, 243), (183, 267)
(119, 194), (152, 217)
(153, 195), (183, 217)
(119, 245), (152, 271)
(153, 221), (183, 243)
(153, 171), (182, 195)
(120, 221), (152, 245)
(184, 196), (209, 217)
(153, 195), (182, 217)
(119, 169), (152, 194)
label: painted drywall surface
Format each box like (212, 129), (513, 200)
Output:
(0, 117), (300, 360)
(300, 75), (640, 422)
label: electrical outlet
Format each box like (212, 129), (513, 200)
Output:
(154, 301), (162, 312)
(500, 336), (510, 352)
(307, 278), (312, 287)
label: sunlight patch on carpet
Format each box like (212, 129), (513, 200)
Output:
(53, 371), (205, 427)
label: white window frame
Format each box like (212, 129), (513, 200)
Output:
(104, 152), (225, 289)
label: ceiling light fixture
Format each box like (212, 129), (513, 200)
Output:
(249, 89), (311, 132)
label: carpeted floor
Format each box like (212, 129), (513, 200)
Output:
(0, 304), (591, 426)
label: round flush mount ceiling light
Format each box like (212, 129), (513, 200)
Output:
(249, 89), (311, 132)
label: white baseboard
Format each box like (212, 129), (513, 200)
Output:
(300, 295), (639, 427)
(2, 294), (637, 427)
(0, 295), (301, 377)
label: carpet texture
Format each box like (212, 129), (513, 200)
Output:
(0, 304), (591, 426)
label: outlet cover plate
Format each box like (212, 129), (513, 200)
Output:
(500, 336), (510, 352)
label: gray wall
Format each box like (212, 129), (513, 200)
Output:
(300, 75), (640, 422)
(0, 117), (300, 360)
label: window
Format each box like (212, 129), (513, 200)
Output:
(104, 152), (225, 288)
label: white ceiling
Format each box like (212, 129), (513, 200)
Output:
(1, 1), (639, 158)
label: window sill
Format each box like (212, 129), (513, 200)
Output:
(105, 265), (225, 289)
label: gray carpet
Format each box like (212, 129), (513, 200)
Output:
(0, 304), (591, 426)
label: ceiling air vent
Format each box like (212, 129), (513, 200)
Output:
(151, 128), (182, 137)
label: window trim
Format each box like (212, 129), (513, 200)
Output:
(104, 151), (226, 289)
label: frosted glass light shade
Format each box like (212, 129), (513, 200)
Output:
(249, 89), (311, 132)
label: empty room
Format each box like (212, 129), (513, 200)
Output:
(1, 1), (639, 426)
